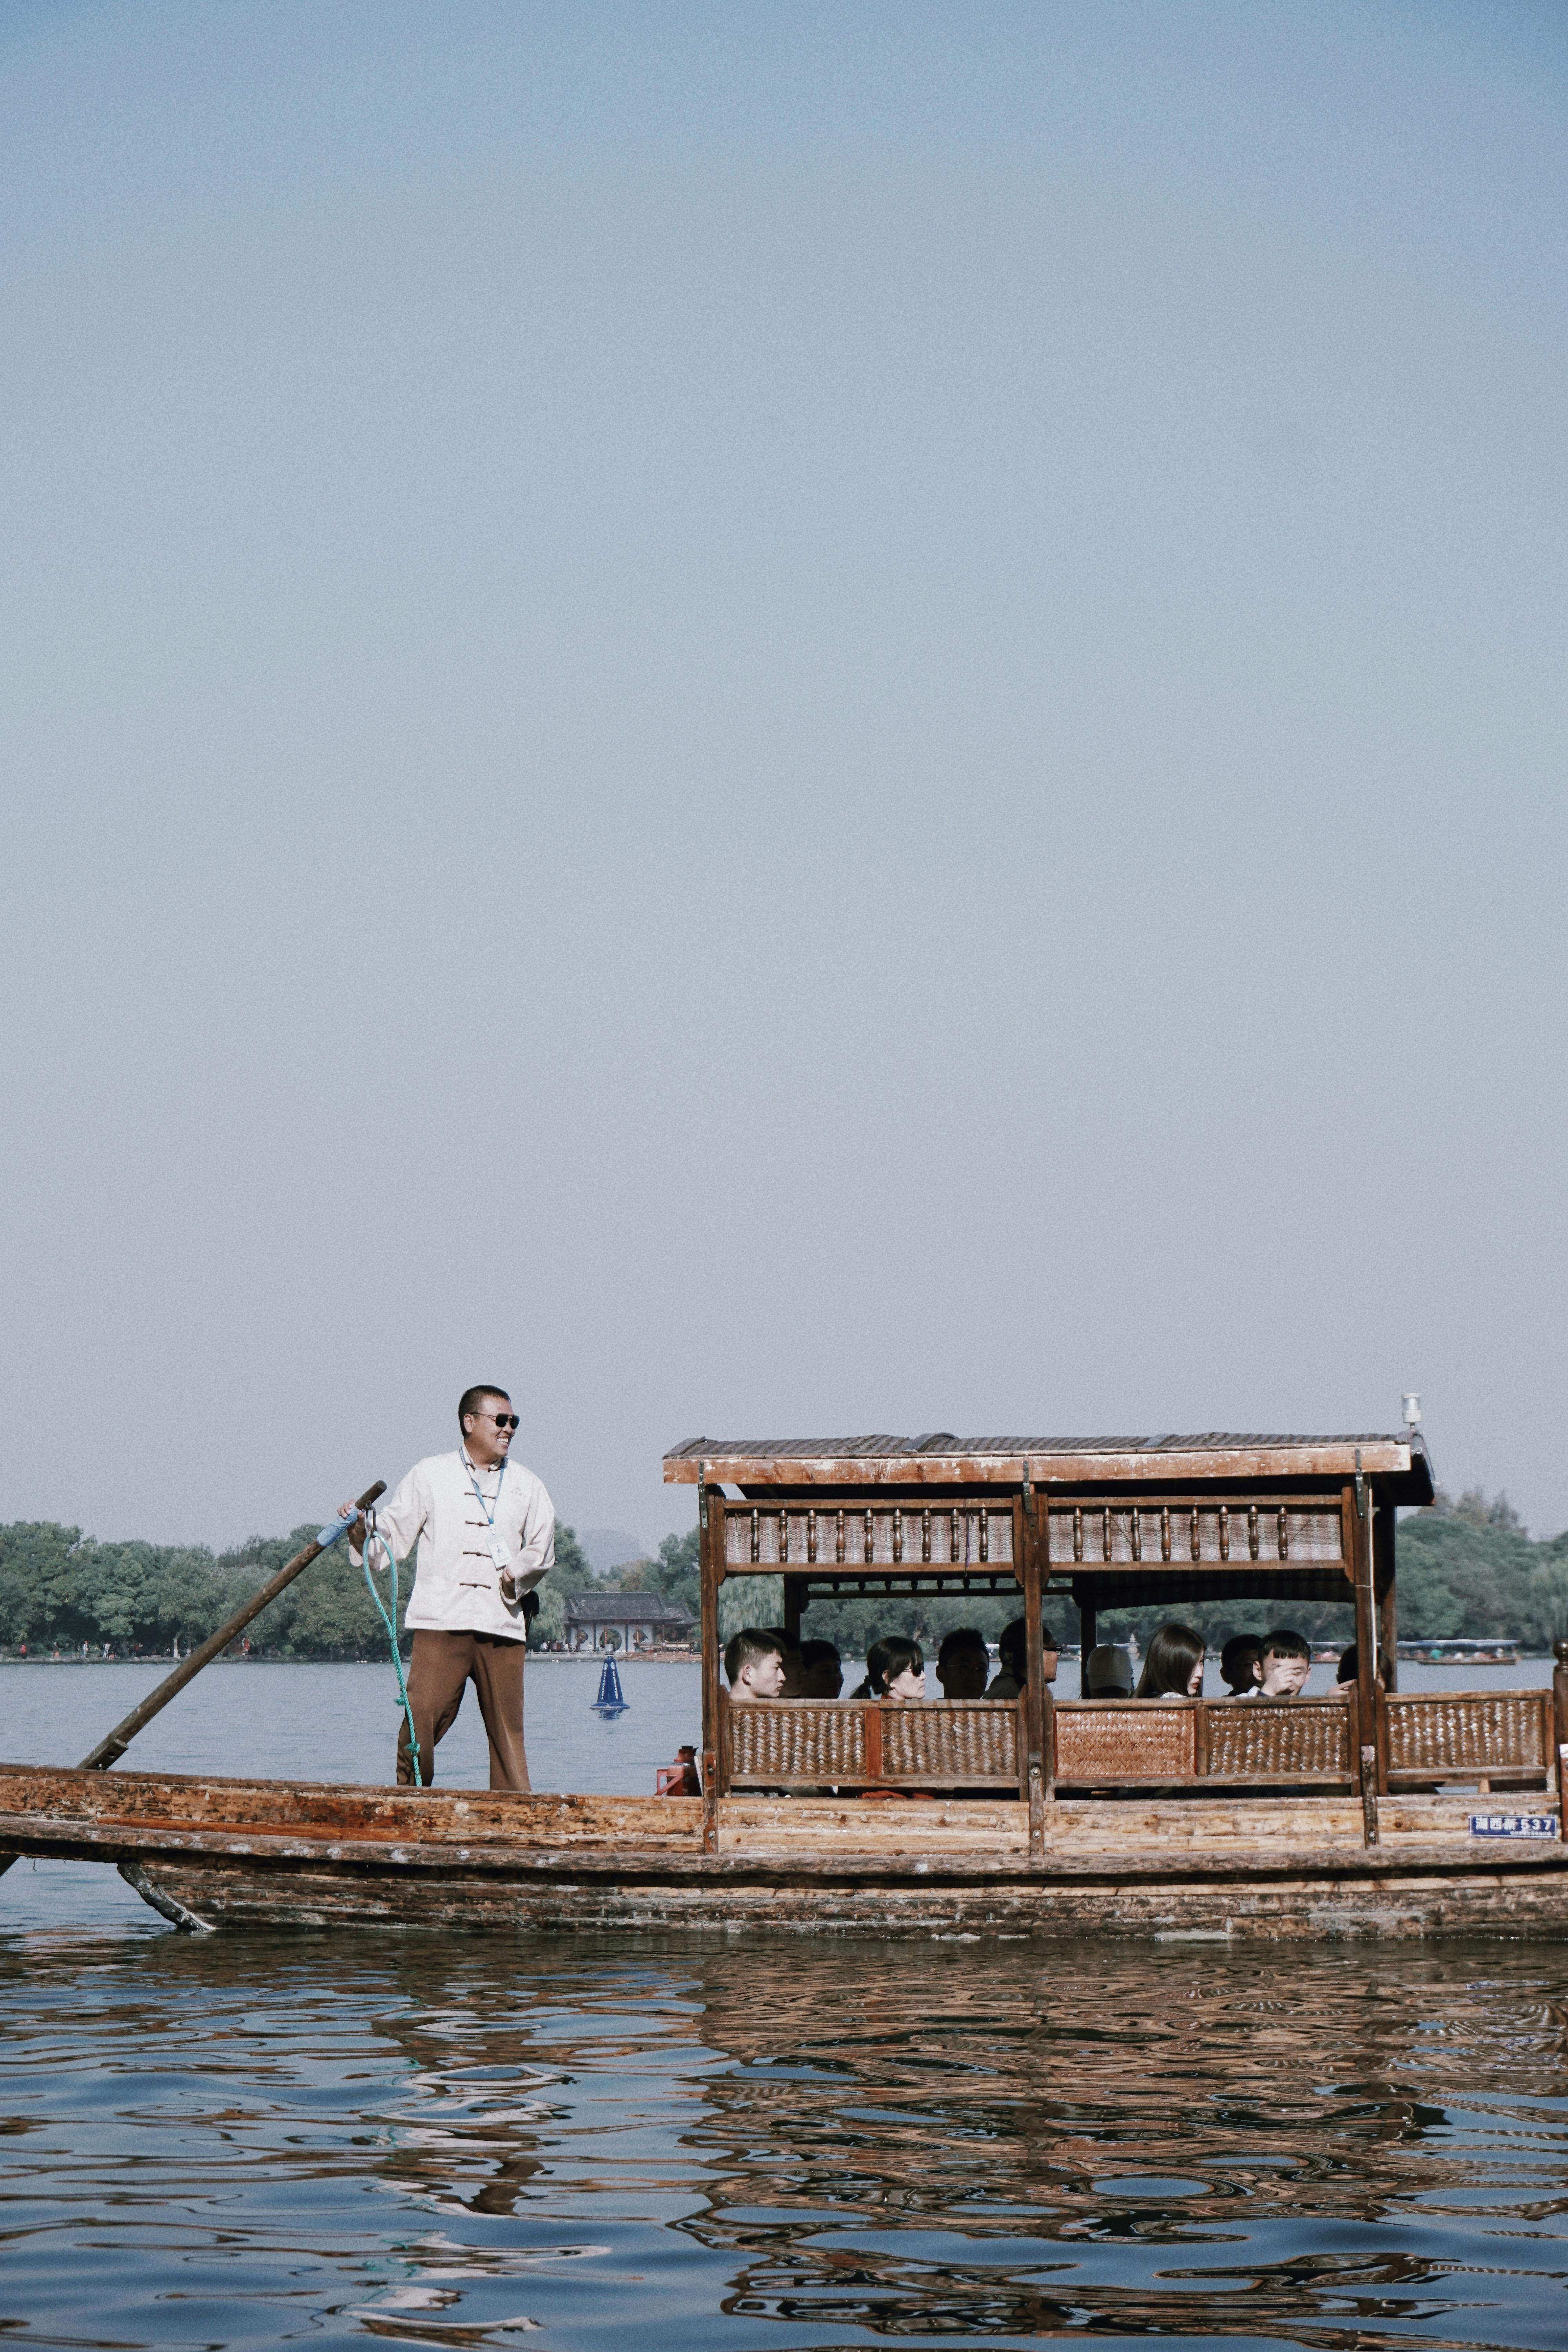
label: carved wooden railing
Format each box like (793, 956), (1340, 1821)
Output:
(1044, 1499), (1345, 1567)
(724, 1502), (1014, 1571)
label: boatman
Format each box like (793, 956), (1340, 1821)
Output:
(344, 1385), (554, 1791)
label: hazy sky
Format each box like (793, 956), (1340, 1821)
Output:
(3, 2), (1566, 1552)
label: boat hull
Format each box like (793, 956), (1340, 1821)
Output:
(4, 1762), (1567, 1941)
(122, 1850), (1568, 1941)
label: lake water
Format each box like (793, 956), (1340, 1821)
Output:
(3, 1657), (1567, 2348)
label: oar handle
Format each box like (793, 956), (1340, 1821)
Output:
(75, 1479), (387, 1772)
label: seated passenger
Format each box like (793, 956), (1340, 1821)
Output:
(1083, 1643), (1135, 1698)
(936, 1627), (989, 1699)
(785, 1637), (844, 1698)
(657, 1742), (701, 1796)
(851, 1635), (926, 1700)
(1333, 1642), (1389, 1694)
(1134, 1622), (1205, 1700)
(1220, 1633), (1264, 1697)
(985, 1617), (1062, 1698)
(1241, 1628), (1311, 1700)
(724, 1628), (786, 1701)
(773, 1640), (807, 1693)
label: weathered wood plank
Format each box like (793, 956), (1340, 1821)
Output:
(664, 1439), (1422, 1488)
(5, 1799), (1565, 1887)
(130, 1853), (1568, 1940)
(0, 1764), (702, 1845)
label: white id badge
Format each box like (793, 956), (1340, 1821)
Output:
(486, 1530), (513, 1573)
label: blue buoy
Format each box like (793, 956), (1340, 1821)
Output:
(592, 1653), (628, 1716)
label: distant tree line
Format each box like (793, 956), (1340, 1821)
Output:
(0, 1519), (595, 1661)
(2, 1488), (1566, 1663)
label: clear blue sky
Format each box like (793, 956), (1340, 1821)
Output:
(2, 2), (1566, 1548)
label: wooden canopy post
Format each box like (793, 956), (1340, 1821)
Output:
(1348, 1475), (1381, 1839)
(698, 1468), (723, 1851)
(783, 1575), (803, 1651)
(1018, 1481), (1046, 1862)
(1375, 1490), (1398, 1693)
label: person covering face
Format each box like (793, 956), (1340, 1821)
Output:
(347, 1385), (554, 1790)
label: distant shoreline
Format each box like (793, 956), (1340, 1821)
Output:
(0, 1649), (704, 1666)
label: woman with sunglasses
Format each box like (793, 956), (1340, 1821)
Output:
(341, 1384), (554, 1793)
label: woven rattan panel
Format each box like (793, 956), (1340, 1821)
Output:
(880, 1704), (1022, 1785)
(729, 1704), (867, 1784)
(1385, 1693), (1546, 1775)
(1207, 1702), (1351, 1779)
(1054, 1705), (1195, 1781)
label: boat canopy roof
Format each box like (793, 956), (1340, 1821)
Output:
(664, 1430), (1434, 1506)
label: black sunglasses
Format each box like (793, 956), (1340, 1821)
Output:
(484, 1413), (520, 1431)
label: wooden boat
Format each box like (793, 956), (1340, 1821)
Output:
(1396, 1637), (1522, 1666)
(4, 1431), (1568, 1939)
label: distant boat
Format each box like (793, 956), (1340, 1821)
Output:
(1396, 1637), (1521, 1666)
(592, 1654), (628, 1716)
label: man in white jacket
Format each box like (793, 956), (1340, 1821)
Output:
(348, 1385), (554, 1790)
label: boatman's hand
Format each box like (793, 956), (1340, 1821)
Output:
(337, 1502), (367, 1548)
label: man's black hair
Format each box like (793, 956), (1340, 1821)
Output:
(459, 1384), (511, 1428)
(993, 1617), (1058, 1682)
(725, 1628), (785, 1686)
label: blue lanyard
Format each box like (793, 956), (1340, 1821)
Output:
(464, 1452), (507, 1528)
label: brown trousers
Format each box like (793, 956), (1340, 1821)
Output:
(396, 1630), (530, 1791)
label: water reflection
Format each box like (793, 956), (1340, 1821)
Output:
(1, 1929), (1566, 2347)
(673, 1947), (1568, 2342)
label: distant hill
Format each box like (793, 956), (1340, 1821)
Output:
(577, 1527), (650, 1573)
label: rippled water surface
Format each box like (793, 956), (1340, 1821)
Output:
(4, 1934), (1568, 2348)
(3, 1663), (1567, 2347)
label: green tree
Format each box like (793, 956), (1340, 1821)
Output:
(0, 1523), (86, 1644)
(603, 1530), (701, 1624)
(5, 1485), (1563, 1664)
(526, 1522), (596, 1648)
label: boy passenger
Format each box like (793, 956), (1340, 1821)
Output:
(936, 1627), (990, 1699)
(794, 1637), (844, 1697)
(1334, 1642), (1388, 1695)
(985, 1618), (1060, 1699)
(725, 1628), (786, 1701)
(1084, 1645), (1135, 1697)
(1220, 1634), (1264, 1697)
(1242, 1629), (1312, 1700)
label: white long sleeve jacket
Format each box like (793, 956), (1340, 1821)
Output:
(353, 1449), (554, 1640)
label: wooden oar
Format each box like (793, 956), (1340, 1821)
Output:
(0, 1478), (385, 1880)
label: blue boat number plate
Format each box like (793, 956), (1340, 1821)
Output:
(1468, 1813), (1557, 1838)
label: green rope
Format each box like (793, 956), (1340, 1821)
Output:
(362, 1515), (423, 1787)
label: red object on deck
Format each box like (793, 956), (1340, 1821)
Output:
(657, 1746), (701, 1797)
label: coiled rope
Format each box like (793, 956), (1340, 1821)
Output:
(360, 1510), (423, 1787)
